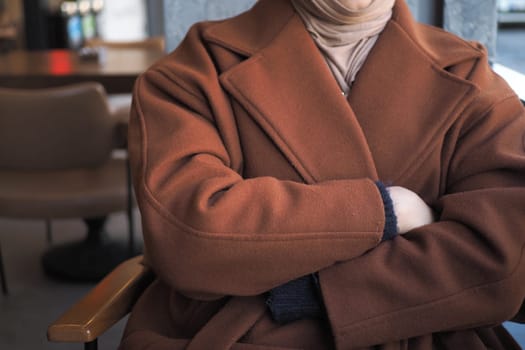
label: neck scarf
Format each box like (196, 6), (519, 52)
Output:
(291, 0), (395, 93)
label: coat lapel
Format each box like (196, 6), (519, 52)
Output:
(347, 0), (481, 183)
(210, 0), (482, 185)
(219, 13), (379, 184)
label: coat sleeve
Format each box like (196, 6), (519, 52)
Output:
(318, 65), (525, 348)
(128, 56), (387, 300)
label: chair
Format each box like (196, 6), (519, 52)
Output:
(47, 255), (154, 350)
(83, 36), (166, 134)
(0, 82), (137, 294)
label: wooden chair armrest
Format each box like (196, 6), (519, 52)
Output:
(47, 255), (154, 343)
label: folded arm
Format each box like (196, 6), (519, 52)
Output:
(129, 67), (388, 300)
(266, 183), (436, 323)
(318, 92), (525, 348)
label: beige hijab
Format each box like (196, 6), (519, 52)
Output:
(291, 0), (395, 94)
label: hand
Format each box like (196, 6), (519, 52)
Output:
(387, 186), (435, 234)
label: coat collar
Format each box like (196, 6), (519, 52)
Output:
(203, 0), (295, 57)
(204, 0), (482, 68)
(206, 0), (482, 183)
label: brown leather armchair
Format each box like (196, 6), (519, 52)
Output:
(47, 255), (154, 350)
(0, 82), (137, 294)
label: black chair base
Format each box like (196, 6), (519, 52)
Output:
(0, 243), (8, 295)
(85, 339), (98, 350)
(41, 217), (141, 282)
(41, 239), (142, 282)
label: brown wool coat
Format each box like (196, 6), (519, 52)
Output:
(121, 0), (525, 349)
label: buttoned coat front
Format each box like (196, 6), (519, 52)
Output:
(121, 0), (525, 349)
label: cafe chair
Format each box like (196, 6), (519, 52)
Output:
(0, 82), (137, 295)
(84, 35), (166, 127)
(47, 255), (154, 350)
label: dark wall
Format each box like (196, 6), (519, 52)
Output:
(22, 0), (69, 50)
(23, 0), (48, 50)
(146, 0), (164, 37)
(416, 0), (444, 27)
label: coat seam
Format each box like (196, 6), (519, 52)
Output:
(390, 18), (482, 70)
(222, 58), (319, 185)
(151, 67), (209, 105)
(142, 187), (381, 240)
(391, 79), (475, 184)
(202, 2), (296, 57)
(446, 94), (522, 191)
(457, 93), (519, 140)
(135, 54), (382, 241)
(336, 242), (525, 335)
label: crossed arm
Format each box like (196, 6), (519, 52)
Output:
(130, 62), (525, 346)
(266, 185), (436, 324)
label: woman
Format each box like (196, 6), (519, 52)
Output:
(121, 0), (525, 349)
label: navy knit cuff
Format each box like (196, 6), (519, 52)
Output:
(266, 274), (323, 324)
(376, 181), (398, 241)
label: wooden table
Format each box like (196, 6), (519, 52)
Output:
(0, 48), (165, 94)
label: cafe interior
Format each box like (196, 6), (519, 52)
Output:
(0, 0), (524, 349)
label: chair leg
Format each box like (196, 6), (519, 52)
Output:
(126, 157), (136, 256)
(0, 243), (8, 295)
(85, 339), (97, 350)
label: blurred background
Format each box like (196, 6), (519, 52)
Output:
(0, 0), (162, 51)
(0, 0), (523, 73)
